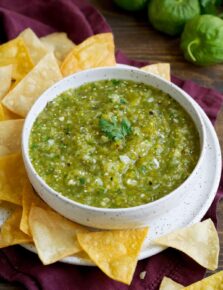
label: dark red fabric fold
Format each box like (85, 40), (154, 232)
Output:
(0, 1), (222, 289)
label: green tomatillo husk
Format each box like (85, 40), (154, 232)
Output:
(148, 0), (200, 36)
(181, 14), (223, 66)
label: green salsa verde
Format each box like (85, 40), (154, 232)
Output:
(29, 80), (200, 208)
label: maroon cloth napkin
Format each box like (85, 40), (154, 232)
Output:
(0, 0), (223, 289)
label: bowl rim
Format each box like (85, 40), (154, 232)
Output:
(22, 66), (206, 213)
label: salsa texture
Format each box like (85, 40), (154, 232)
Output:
(29, 80), (200, 208)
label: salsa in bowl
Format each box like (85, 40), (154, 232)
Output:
(22, 67), (205, 229)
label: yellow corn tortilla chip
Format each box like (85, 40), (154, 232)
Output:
(155, 219), (219, 271)
(0, 201), (18, 219)
(2, 53), (62, 117)
(0, 37), (33, 81)
(141, 63), (171, 81)
(0, 104), (21, 121)
(20, 181), (48, 236)
(0, 119), (24, 156)
(0, 207), (32, 247)
(41, 32), (75, 62)
(10, 80), (19, 90)
(159, 277), (183, 290)
(73, 250), (92, 262)
(29, 206), (88, 265)
(0, 105), (4, 121)
(77, 227), (148, 285)
(183, 271), (223, 289)
(0, 65), (12, 100)
(19, 28), (49, 64)
(61, 33), (115, 76)
(0, 152), (29, 205)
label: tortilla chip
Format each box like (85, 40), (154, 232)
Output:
(0, 37), (33, 81)
(10, 80), (19, 90)
(61, 33), (115, 76)
(41, 32), (75, 62)
(183, 271), (223, 289)
(29, 206), (87, 265)
(0, 119), (24, 156)
(20, 181), (48, 236)
(155, 219), (219, 271)
(0, 104), (21, 121)
(77, 227), (148, 285)
(0, 65), (12, 100)
(0, 104), (21, 120)
(0, 152), (29, 205)
(0, 207), (32, 247)
(141, 63), (171, 81)
(2, 53), (62, 117)
(73, 250), (92, 262)
(0, 105), (4, 121)
(0, 201), (18, 222)
(159, 277), (183, 290)
(19, 28), (49, 64)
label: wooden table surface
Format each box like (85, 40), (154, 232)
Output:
(1, 0), (223, 289)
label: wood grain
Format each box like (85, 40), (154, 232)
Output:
(92, 0), (223, 92)
(0, 0), (223, 288)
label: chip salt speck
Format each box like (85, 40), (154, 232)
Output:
(139, 271), (147, 280)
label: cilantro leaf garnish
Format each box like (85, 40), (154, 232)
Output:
(99, 117), (132, 141)
(120, 118), (132, 136)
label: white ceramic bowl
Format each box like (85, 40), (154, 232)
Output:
(22, 67), (206, 230)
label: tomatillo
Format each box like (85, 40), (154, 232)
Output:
(148, 0), (200, 36)
(181, 15), (223, 66)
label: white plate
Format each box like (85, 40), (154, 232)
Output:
(0, 69), (221, 266)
